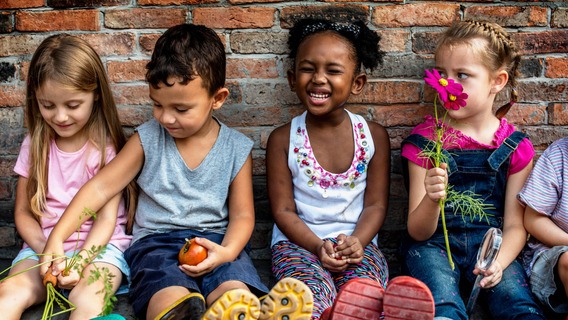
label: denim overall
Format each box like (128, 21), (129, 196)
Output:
(402, 132), (544, 320)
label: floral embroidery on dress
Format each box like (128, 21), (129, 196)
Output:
(293, 122), (370, 198)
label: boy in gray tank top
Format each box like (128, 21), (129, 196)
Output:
(41, 24), (314, 320)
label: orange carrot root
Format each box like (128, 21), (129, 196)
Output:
(43, 267), (57, 287)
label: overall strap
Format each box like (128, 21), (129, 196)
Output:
(487, 131), (528, 171)
(402, 134), (458, 176)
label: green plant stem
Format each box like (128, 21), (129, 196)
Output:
(434, 95), (455, 270)
(42, 283), (76, 320)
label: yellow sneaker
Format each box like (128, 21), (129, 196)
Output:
(202, 288), (261, 320)
(259, 278), (313, 320)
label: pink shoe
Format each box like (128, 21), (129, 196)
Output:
(324, 278), (385, 320)
(383, 276), (435, 320)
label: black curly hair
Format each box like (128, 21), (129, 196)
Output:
(288, 18), (383, 73)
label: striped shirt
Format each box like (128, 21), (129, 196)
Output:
(518, 137), (568, 275)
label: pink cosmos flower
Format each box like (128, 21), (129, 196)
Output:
(424, 69), (465, 104)
(445, 92), (468, 110)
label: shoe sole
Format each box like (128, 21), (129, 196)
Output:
(383, 276), (435, 320)
(327, 278), (385, 320)
(156, 293), (206, 320)
(202, 289), (260, 320)
(259, 277), (313, 320)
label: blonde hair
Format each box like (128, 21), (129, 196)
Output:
(26, 34), (137, 231)
(436, 20), (522, 119)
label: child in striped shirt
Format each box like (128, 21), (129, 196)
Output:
(518, 137), (568, 316)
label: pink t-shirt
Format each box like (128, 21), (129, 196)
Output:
(14, 136), (131, 252)
(401, 115), (534, 175)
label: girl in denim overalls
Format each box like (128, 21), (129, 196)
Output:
(401, 20), (545, 320)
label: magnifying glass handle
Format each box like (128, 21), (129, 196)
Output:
(466, 274), (483, 316)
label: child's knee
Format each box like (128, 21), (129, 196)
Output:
(557, 252), (568, 281)
(206, 280), (248, 305)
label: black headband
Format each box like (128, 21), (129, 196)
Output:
(301, 21), (361, 40)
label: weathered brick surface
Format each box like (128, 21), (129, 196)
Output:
(0, 12), (12, 33)
(0, 4), (567, 319)
(545, 57), (568, 79)
(0, 0), (43, 9)
(15, 10), (100, 32)
(193, 7), (276, 29)
(47, 0), (129, 7)
(281, 5), (368, 28)
(553, 8), (568, 28)
(372, 4), (460, 28)
(107, 60), (149, 83)
(513, 31), (568, 54)
(464, 6), (547, 27)
(105, 8), (187, 29)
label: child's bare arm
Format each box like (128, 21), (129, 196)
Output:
(14, 176), (46, 254)
(41, 134), (145, 275)
(335, 123), (390, 262)
(525, 206), (568, 247)
(179, 154), (255, 277)
(407, 161), (447, 241)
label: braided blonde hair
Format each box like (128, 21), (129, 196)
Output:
(436, 20), (521, 119)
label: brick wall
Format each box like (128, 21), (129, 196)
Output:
(0, 1), (567, 278)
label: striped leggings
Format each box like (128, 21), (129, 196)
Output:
(271, 239), (389, 319)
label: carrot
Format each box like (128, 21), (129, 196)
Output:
(43, 267), (57, 287)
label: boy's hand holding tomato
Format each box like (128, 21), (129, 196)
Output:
(179, 237), (228, 278)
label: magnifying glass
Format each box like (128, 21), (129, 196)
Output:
(465, 227), (502, 316)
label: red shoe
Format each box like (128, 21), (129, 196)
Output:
(383, 276), (435, 320)
(324, 278), (385, 320)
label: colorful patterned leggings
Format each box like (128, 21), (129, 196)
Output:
(271, 239), (389, 319)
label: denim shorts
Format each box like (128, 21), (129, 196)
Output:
(124, 229), (269, 318)
(530, 246), (568, 313)
(13, 244), (130, 295)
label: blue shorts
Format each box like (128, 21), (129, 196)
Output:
(124, 229), (269, 318)
(13, 244), (130, 295)
(530, 246), (568, 314)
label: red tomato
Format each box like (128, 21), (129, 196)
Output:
(178, 238), (208, 266)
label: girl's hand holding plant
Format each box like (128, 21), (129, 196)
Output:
(424, 163), (449, 202)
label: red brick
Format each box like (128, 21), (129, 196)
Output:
(0, 0), (43, 9)
(107, 60), (149, 83)
(412, 32), (442, 54)
(227, 0), (282, 4)
(226, 58), (278, 79)
(0, 180), (11, 201)
(48, 0), (129, 7)
(0, 35), (46, 57)
(352, 81), (422, 104)
(111, 85), (150, 106)
(139, 0), (217, 4)
(0, 12), (12, 33)
(193, 7), (275, 29)
(553, 8), (568, 28)
(545, 57), (568, 79)
(0, 158), (18, 178)
(230, 32), (288, 54)
(388, 127), (413, 150)
(244, 83), (298, 105)
(464, 6), (547, 27)
(549, 103), (568, 125)
(371, 104), (434, 127)
(215, 106), (284, 127)
(139, 34), (161, 56)
(0, 86), (25, 107)
(118, 106), (152, 127)
(225, 81), (243, 105)
(372, 4), (459, 28)
(505, 103), (546, 125)
(512, 31), (568, 54)
(105, 8), (187, 29)
(377, 30), (409, 53)
(518, 81), (568, 102)
(252, 152), (265, 176)
(281, 5), (368, 29)
(16, 10), (100, 32)
(524, 126), (568, 150)
(0, 226), (15, 247)
(77, 33), (135, 56)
